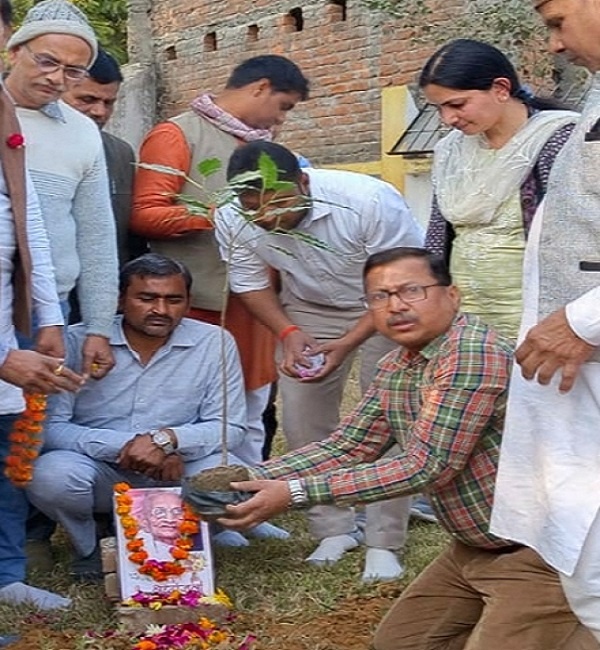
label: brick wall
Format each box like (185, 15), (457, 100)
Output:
(148, 0), (451, 166)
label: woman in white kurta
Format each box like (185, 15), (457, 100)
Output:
(422, 39), (577, 341)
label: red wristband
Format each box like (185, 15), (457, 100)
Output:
(278, 325), (300, 341)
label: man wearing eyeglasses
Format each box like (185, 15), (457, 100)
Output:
(216, 141), (424, 582)
(62, 48), (147, 267)
(4, 0), (118, 379)
(0, 0), (84, 629)
(208, 246), (598, 650)
(140, 490), (200, 554)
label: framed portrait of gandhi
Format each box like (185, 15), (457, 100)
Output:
(114, 485), (214, 598)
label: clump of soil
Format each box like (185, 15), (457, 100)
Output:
(183, 465), (253, 519)
(187, 465), (250, 491)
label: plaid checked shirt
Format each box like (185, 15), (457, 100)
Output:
(253, 313), (515, 549)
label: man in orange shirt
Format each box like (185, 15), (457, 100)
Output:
(131, 55), (309, 468)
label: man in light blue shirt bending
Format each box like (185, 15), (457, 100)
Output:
(26, 253), (287, 582)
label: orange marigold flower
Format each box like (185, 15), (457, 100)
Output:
(134, 641), (157, 650)
(124, 526), (139, 539)
(170, 547), (188, 560)
(4, 393), (47, 487)
(114, 482), (131, 494)
(179, 521), (199, 535)
(175, 538), (193, 550)
(127, 539), (144, 552)
(10, 433), (29, 444)
(182, 510), (198, 519)
(129, 551), (149, 564)
(199, 617), (216, 630)
(120, 515), (137, 528)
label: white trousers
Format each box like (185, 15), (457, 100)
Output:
(561, 508), (600, 642)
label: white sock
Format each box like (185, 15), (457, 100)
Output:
(0, 581), (71, 610)
(305, 533), (361, 566)
(362, 548), (405, 583)
(212, 530), (249, 547)
(246, 522), (290, 539)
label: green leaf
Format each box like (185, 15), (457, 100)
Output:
(177, 194), (213, 216)
(197, 158), (222, 178)
(258, 152), (280, 189)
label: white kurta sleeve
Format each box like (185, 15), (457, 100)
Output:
(565, 287), (600, 346)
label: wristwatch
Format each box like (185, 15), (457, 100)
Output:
(287, 478), (309, 509)
(149, 429), (176, 455)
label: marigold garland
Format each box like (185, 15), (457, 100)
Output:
(114, 482), (200, 581)
(4, 393), (47, 487)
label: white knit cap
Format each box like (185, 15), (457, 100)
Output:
(7, 0), (97, 63)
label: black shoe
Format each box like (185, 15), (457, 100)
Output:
(0, 635), (19, 648)
(70, 545), (103, 584)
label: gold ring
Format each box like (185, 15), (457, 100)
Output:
(54, 362), (65, 376)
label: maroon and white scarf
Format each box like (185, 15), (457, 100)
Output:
(190, 93), (273, 142)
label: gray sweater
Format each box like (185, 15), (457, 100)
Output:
(16, 100), (118, 337)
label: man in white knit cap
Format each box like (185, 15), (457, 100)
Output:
(5, 0), (118, 378)
(0, 0), (88, 634)
(4, 0), (119, 581)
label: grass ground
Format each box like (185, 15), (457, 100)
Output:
(0, 366), (450, 649)
(0, 516), (449, 649)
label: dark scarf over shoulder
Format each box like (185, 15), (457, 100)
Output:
(0, 86), (32, 335)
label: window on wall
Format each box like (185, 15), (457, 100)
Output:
(165, 45), (177, 61)
(247, 24), (259, 42)
(285, 7), (304, 32)
(204, 32), (217, 52)
(328, 0), (347, 21)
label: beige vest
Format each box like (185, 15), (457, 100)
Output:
(150, 112), (239, 311)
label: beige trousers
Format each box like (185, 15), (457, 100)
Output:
(278, 293), (411, 549)
(373, 541), (600, 650)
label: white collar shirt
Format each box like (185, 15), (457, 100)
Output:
(215, 168), (424, 310)
(0, 171), (63, 414)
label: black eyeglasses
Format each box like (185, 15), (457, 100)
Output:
(363, 283), (444, 310)
(23, 43), (89, 81)
(150, 506), (183, 520)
